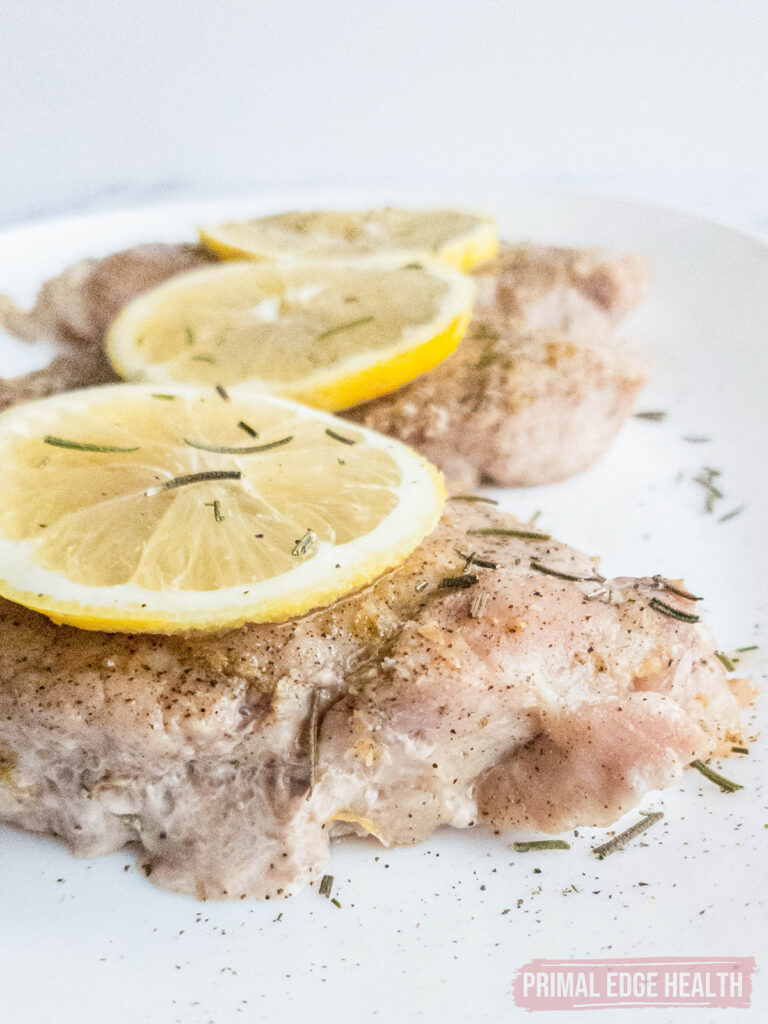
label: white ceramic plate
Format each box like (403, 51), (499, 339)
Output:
(0, 190), (765, 1024)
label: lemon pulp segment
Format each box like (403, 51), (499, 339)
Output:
(107, 258), (475, 411)
(0, 385), (445, 632)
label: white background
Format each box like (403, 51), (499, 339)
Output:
(1, 7), (767, 1023)
(2, 0), (768, 228)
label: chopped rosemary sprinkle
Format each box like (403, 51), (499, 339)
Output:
(648, 596), (700, 623)
(694, 467), (723, 513)
(470, 591), (489, 619)
(719, 504), (745, 523)
(146, 470), (242, 495)
(735, 645), (758, 652)
(448, 494), (499, 505)
(438, 574), (479, 590)
(731, 746), (749, 755)
(318, 315), (374, 339)
(714, 650), (735, 672)
(528, 510), (542, 525)
(190, 353), (216, 363)
(455, 549), (499, 571)
(530, 560), (600, 583)
(656, 579), (702, 601)
(634, 410), (667, 421)
(237, 420), (259, 438)
(184, 326), (195, 346)
(43, 436), (139, 453)
(592, 811), (664, 859)
(151, 393), (176, 401)
(215, 384), (230, 401)
(318, 874), (334, 897)
(690, 759), (743, 793)
(307, 689), (320, 797)
(468, 527), (550, 541)
(204, 499), (225, 522)
(325, 428), (356, 445)
(184, 435), (293, 455)
(330, 897), (342, 909)
(682, 435), (711, 443)
(293, 529), (316, 557)
(513, 840), (570, 852)
(402, 262), (424, 270)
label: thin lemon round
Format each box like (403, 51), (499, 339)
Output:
(106, 257), (476, 411)
(199, 207), (499, 271)
(0, 385), (445, 633)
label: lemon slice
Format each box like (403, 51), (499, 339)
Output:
(0, 384), (445, 633)
(199, 208), (498, 271)
(106, 257), (475, 411)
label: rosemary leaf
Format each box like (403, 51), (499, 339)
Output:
(648, 596), (700, 623)
(657, 579), (702, 601)
(204, 499), (225, 523)
(330, 897), (342, 909)
(190, 353), (216, 364)
(151, 393), (177, 401)
(592, 811), (664, 859)
(735, 645), (758, 652)
(455, 549), (499, 570)
(318, 315), (374, 339)
(634, 410), (667, 421)
(714, 650), (735, 672)
(146, 470), (242, 495)
(43, 436), (139, 453)
(719, 504), (745, 523)
(731, 746), (749, 755)
(237, 420), (259, 438)
(184, 326), (195, 346)
(513, 840), (570, 852)
(215, 384), (230, 402)
(184, 436), (293, 454)
(448, 494), (499, 506)
(468, 528), (550, 541)
(325, 428), (356, 446)
(318, 874), (334, 897)
(690, 759), (743, 793)
(438, 574), (479, 590)
(530, 560), (602, 583)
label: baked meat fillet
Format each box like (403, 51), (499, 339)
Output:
(1, 242), (649, 486)
(0, 502), (744, 900)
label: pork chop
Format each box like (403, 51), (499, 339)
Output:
(0, 241), (649, 486)
(0, 501), (745, 900)
(472, 242), (649, 340)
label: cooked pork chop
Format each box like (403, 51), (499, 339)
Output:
(347, 313), (648, 486)
(0, 242), (648, 486)
(472, 242), (649, 340)
(0, 502), (744, 900)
